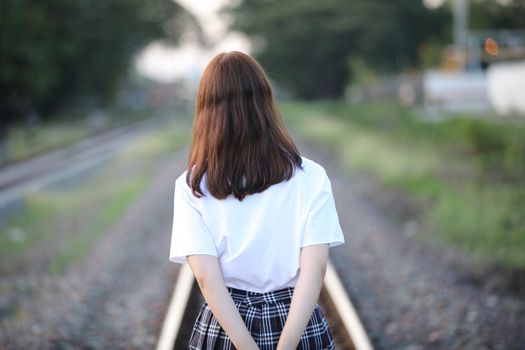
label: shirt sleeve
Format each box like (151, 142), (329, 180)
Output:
(169, 177), (218, 264)
(302, 170), (345, 248)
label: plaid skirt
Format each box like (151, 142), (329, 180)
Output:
(188, 286), (335, 350)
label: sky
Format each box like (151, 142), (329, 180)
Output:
(135, 0), (251, 83)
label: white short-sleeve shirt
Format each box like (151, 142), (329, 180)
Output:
(169, 156), (345, 293)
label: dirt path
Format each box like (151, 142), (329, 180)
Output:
(0, 149), (188, 349)
(300, 140), (525, 350)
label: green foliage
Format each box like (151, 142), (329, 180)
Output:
(309, 101), (525, 184)
(465, 120), (525, 181)
(0, 118), (191, 274)
(469, 0), (525, 29)
(49, 174), (148, 275)
(7, 124), (90, 162)
(281, 100), (525, 269)
(466, 121), (507, 155)
(4, 106), (180, 164)
(430, 184), (525, 268)
(0, 0), (198, 129)
(224, 0), (450, 98)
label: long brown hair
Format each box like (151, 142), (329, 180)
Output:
(186, 51), (302, 201)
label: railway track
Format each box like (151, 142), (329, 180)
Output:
(157, 261), (373, 350)
(0, 115), (175, 207)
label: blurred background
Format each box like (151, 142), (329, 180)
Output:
(0, 0), (524, 348)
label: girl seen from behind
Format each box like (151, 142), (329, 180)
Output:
(169, 51), (345, 350)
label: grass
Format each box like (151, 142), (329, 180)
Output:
(2, 105), (181, 164)
(282, 101), (452, 196)
(280, 99), (525, 270)
(0, 117), (191, 275)
(430, 184), (525, 268)
(48, 173), (149, 275)
(6, 125), (91, 162)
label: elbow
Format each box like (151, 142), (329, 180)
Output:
(320, 261), (328, 279)
(299, 244), (329, 285)
(316, 261), (328, 284)
(313, 251), (329, 283)
(300, 260), (328, 286)
(194, 270), (211, 291)
(187, 254), (222, 292)
(193, 266), (221, 293)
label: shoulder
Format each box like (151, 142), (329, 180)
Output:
(174, 170), (196, 199)
(296, 156), (331, 191)
(175, 169), (188, 186)
(174, 170), (190, 193)
(299, 156), (328, 178)
(174, 168), (208, 201)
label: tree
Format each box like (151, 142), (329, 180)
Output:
(469, 0), (525, 29)
(223, 0), (451, 99)
(0, 0), (200, 131)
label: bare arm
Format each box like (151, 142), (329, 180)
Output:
(277, 244), (329, 350)
(187, 254), (259, 350)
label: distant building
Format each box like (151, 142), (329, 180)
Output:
(423, 30), (525, 115)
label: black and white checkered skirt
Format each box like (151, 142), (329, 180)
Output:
(188, 286), (335, 350)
